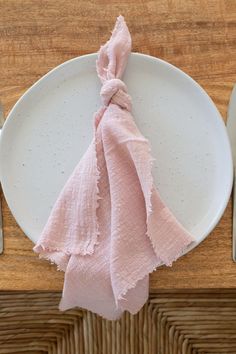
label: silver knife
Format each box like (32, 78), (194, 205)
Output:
(226, 84), (236, 262)
(0, 101), (4, 254)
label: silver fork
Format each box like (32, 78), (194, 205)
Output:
(0, 101), (4, 254)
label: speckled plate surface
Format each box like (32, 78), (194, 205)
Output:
(0, 53), (233, 251)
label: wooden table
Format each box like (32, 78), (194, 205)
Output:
(0, 0), (235, 292)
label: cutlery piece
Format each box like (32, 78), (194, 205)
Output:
(0, 101), (4, 254)
(226, 84), (236, 261)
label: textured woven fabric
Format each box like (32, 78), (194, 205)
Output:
(34, 16), (194, 320)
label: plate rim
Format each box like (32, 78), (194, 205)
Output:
(0, 52), (233, 249)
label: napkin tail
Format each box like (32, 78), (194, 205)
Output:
(114, 187), (194, 314)
(33, 246), (70, 272)
(125, 126), (195, 266)
(34, 112), (104, 261)
(147, 188), (195, 266)
(116, 177), (194, 314)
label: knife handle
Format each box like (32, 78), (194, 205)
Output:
(233, 167), (236, 262)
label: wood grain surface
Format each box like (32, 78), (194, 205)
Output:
(0, 0), (235, 291)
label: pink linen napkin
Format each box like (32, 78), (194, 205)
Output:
(34, 16), (194, 320)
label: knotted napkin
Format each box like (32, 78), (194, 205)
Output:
(34, 16), (194, 320)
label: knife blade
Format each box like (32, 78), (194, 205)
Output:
(226, 84), (236, 262)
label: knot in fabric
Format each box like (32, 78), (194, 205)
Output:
(100, 78), (132, 111)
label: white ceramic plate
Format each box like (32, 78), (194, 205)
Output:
(0, 53), (233, 252)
